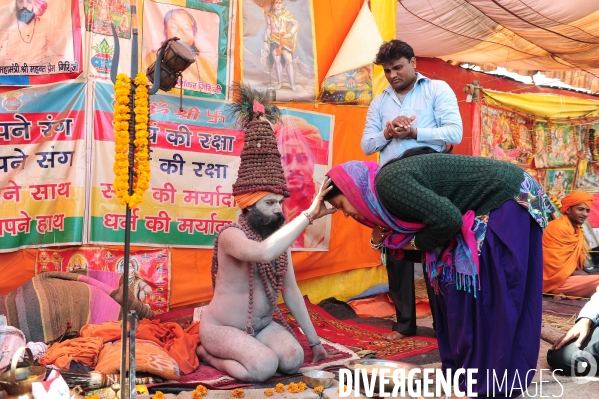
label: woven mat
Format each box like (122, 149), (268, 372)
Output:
(542, 295), (588, 318)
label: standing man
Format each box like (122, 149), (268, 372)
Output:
(361, 40), (462, 339)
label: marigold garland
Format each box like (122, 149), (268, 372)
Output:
(113, 72), (151, 209)
(275, 383), (285, 393)
(586, 127), (593, 159)
(510, 116), (520, 149)
(546, 120), (554, 154)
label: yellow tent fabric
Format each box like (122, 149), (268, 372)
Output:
(371, 0), (397, 96)
(296, 265), (388, 304)
(482, 89), (599, 119)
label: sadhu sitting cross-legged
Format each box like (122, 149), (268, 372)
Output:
(543, 190), (599, 298)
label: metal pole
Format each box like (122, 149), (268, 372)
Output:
(110, 3), (140, 397)
(119, 82), (136, 399)
(128, 311), (138, 399)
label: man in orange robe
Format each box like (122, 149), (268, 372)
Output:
(543, 191), (599, 297)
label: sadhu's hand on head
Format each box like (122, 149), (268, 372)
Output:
(308, 177), (338, 220)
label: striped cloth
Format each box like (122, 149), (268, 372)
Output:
(0, 270), (154, 343)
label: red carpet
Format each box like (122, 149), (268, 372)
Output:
(279, 298), (438, 362)
(149, 326), (353, 390)
(149, 298), (437, 390)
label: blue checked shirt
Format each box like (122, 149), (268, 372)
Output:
(361, 73), (463, 166)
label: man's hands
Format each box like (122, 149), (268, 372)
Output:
(306, 177), (338, 220)
(384, 115), (417, 140)
(552, 318), (593, 351)
(310, 343), (341, 364)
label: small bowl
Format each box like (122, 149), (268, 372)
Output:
(302, 370), (335, 389)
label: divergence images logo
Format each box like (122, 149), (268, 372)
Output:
(571, 349), (597, 384)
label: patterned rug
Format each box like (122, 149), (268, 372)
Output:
(148, 327), (355, 390)
(278, 297), (438, 361)
(149, 297), (437, 390)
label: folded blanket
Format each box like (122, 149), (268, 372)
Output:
(39, 336), (105, 369)
(80, 319), (200, 374)
(0, 270), (154, 343)
(95, 339), (180, 381)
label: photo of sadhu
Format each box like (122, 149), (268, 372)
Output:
(0, 0), (76, 68)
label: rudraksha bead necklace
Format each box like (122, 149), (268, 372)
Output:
(211, 213), (295, 337)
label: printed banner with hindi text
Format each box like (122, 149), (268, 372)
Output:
(0, 0), (82, 85)
(35, 247), (172, 314)
(90, 82), (333, 249)
(0, 82), (86, 252)
(141, 0), (236, 100)
(544, 168), (575, 202)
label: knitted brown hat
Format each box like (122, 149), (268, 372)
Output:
(232, 118), (290, 197)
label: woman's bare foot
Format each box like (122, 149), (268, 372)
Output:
(383, 331), (411, 340)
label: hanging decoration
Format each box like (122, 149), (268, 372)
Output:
(112, 72), (151, 209)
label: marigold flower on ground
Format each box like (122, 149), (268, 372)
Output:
(297, 381), (306, 391)
(275, 383), (285, 393)
(264, 388), (274, 397)
(288, 382), (300, 393)
(153, 392), (166, 399)
(192, 384), (208, 399)
(232, 388), (245, 398)
(314, 385), (324, 394)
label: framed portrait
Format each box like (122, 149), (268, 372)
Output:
(0, 0), (82, 84)
(141, 0), (235, 100)
(544, 168), (575, 202)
